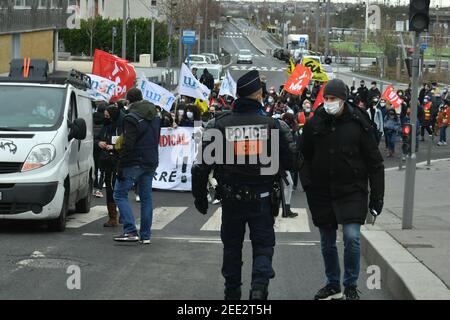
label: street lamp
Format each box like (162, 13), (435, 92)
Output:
(210, 21), (216, 54)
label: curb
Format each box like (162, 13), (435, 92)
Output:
(229, 21), (266, 55)
(361, 229), (450, 300)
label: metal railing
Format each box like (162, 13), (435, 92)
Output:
(0, 6), (69, 34)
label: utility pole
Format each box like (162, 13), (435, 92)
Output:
(204, 0), (208, 52)
(402, 32), (420, 230)
(167, 0), (174, 69)
(134, 25), (137, 62)
(365, 0), (370, 43)
(315, 0), (320, 51)
(325, 0), (331, 57)
(122, 0), (127, 59)
(150, 1), (157, 67)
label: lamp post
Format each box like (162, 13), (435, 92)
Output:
(210, 21), (216, 54)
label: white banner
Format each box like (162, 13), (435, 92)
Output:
(138, 77), (176, 112)
(153, 127), (201, 191)
(87, 74), (117, 102)
(218, 69), (237, 98)
(177, 63), (211, 101)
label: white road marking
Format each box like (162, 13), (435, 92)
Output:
(82, 233), (103, 236)
(136, 206), (188, 230)
(151, 235), (320, 246)
(201, 208), (310, 233)
(66, 206), (106, 229)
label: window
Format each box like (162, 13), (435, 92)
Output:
(38, 0), (49, 8)
(14, 0), (32, 9)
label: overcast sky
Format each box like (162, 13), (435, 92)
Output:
(222, 0), (450, 7)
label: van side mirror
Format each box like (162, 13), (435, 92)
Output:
(68, 118), (87, 141)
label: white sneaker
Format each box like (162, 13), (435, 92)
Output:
(444, 142), (448, 146)
(136, 195), (140, 202)
(437, 141), (444, 146)
(139, 239), (151, 244)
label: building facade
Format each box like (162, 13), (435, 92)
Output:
(0, 0), (73, 74)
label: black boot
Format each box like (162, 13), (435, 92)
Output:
(224, 287), (241, 300)
(249, 284), (268, 300)
(286, 204), (298, 218)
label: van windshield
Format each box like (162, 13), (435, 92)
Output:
(0, 85), (66, 131)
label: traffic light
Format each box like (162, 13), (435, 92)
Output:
(402, 123), (413, 155)
(409, 0), (430, 33)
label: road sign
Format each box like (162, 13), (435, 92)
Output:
(112, 26), (117, 37)
(421, 43), (427, 50)
(299, 37), (306, 44)
(182, 30), (196, 45)
(196, 16), (203, 25)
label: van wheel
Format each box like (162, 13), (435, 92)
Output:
(48, 188), (68, 232)
(76, 177), (92, 214)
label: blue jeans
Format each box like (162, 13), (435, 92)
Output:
(113, 165), (156, 240)
(319, 223), (361, 288)
(386, 131), (397, 153)
(440, 126), (447, 142)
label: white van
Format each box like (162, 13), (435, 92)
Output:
(0, 66), (95, 231)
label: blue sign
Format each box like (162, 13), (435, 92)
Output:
(182, 30), (196, 45)
(421, 43), (427, 50)
(299, 37), (306, 43)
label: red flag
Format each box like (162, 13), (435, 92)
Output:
(284, 64), (312, 96)
(92, 49), (136, 102)
(313, 82), (327, 111)
(382, 85), (404, 112)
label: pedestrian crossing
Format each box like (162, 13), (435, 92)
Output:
(230, 65), (285, 72)
(67, 205), (311, 233)
(221, 32), (243, 38)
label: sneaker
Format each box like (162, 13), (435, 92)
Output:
(437, 141), (444, 146)
(314, 284), (343, 300)
(444, 142), (448, 146)
(139, 239), (151, 244)
(95, 190), (104, 198)
(113, 233), (139, 242)
(344, 286), (361, 300)
(136, 195), (140, 202)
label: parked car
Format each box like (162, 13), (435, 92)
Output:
(237, 49), (253, 64)
(184, 54), (211, 65)
(201, 53), (220, 65)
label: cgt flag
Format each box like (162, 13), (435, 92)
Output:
(313, 82), (326, 110)
(92, 49), (136, 102)
(138, 77), (176, 112)
(287, 57), (296, 75)
(177, 64), (211, 101)
(284, 64), (312, 96)
(302, 57), (329, 82)
(383, 85), (404, 112)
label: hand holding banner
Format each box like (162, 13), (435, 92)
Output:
(284, 64), (312, 96)
(383, 85), (404, 112)
(92, 49), (136, 102)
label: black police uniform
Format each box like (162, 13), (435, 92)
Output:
(191, 70), (299, 300)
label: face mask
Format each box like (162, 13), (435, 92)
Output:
(324, 100), (342, 115)
(268, 97), (274, 104)
(287, 98), (291, 103)
(178, 110), (184, 116)
(380, 103), (386, 107)
(157, 112), (162, 117)
(187, 111), (194, 119)
(360, 83), (365, 87)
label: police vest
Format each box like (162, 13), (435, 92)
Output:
(213, 112), (278, 184)
(126, 112), (161, 167)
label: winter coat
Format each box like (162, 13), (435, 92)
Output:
(383, 116), (401, 133)
(300, 103), (385, 227)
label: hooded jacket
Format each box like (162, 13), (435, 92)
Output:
(118, 100), (160, 170)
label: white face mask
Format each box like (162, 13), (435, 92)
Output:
(304, 104), (311, 112)
(268, 97), (274, 104)
(380, 103), (386, 107)
(186, 111), (194, 119)
(178, 110), (184, 116)
(324, 100), (342, 115)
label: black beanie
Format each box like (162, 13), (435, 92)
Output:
(323, 79), (347, 101)
(237, 70), (261, 97)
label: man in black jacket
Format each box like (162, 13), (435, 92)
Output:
(192, 70), (299, 300)
(200, 68), (215, 91)
(113, 88), (161, 244)
(357, 80), (369, 105)
(300, 79), (384, 300)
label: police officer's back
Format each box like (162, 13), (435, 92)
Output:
(191, 70), (298, 300)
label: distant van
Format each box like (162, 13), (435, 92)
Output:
(0, 61), (94, 231)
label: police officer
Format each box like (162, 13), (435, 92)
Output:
(191, 70), (298, 300)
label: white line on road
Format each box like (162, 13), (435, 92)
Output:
(66, 206), (106, 229)
(151, 235), (320, 246)
(136, 206), (188, 230)
(201, 208), (310, 233)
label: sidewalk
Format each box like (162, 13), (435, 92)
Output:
(361, 158), (450, 299)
